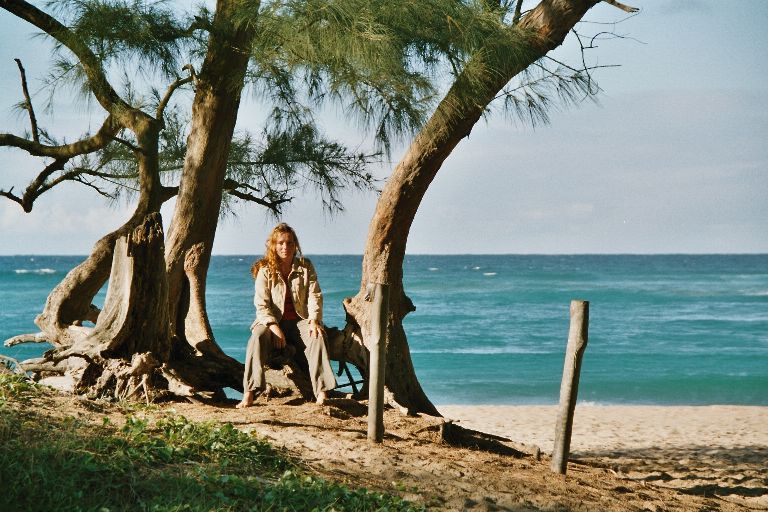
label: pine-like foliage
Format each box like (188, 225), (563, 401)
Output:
(4, 0), (610, 212)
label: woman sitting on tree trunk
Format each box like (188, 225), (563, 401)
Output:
(237, 223), (337, 408)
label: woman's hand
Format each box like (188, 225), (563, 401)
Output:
(308, 319), (323, 339)
(269, 323), (286, 348)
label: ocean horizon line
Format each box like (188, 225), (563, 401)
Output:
(3, 252), (768, 258)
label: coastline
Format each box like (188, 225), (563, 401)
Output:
(438, 404), (768, 508)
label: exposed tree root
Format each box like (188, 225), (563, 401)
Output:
(3, 332), (49, 347)
(15, 357), (66, 375)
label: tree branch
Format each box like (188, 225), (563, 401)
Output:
(78, 168), (139, 181)
(4, 332), (49, 347)
(602, 0), (639, 13)
(71, 175), (118, 199)
(223, 178), (292, 212)
(0, 134), (147, 211)
(160, 185), (179, 204)
(14, 58), (39, 143)
(0, 157), (69, 212)
(0, 113), (121, 209)
(1, 0), (132, 119)
(0, 114), (120, 158)
(114, 136), (141, 153)
(156, 65), (195, 120)
(0, 187), (24, 209)
(512, 0), (524, 24)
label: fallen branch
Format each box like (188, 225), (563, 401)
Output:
(4, 332), (49, 347)
(17, 361), (65, 374)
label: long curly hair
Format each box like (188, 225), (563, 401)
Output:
(251, 223), (303, 278)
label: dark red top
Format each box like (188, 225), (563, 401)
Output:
(282, 288), (298, 321)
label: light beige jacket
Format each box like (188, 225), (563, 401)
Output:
(252, 257), (323, 327)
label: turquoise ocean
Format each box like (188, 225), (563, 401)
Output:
(1, 254), (766, 406)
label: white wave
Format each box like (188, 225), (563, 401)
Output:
(15, 268), (56, 275)
(676, 313), (766, 323)
(483, 272), (497, 276)
(745, 290), (768, 296)
(428, 267), (439, 271)
(576, 400), (609, 407)
(472, 266), (481, 270)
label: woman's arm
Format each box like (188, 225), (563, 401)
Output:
(305, 260), (323, 325)
(254, 268), (286, 347)
(254, 267), (280, 326)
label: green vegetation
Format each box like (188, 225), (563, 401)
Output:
(0, 374), (423, 512)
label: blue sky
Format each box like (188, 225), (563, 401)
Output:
(1, 0), (766, 255)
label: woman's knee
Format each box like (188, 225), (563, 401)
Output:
(297, 320), (324, 341)
(247, 325), (273, 358)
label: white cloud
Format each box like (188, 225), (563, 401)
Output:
(1, 198), (131, 254)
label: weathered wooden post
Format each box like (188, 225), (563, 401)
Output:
(551, 299), (589, 475)
(367, 282), (389, 443)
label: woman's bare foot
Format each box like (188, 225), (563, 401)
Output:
(236, 391), (254, 409)
(315, 390), (327, 405)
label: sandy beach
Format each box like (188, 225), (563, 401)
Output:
(439, 404), (768, 508)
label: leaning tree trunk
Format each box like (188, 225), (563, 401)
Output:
(74, 213), (170, 361)
(60, 212), (173, 400)
(343, 0), (601, 415)
(6, 118), (190, 400)
(24, 227), (126, 349)
(163, 0), (254, 390)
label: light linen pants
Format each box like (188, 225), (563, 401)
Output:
(243, 319), (337, 399)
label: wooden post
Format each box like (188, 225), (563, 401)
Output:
(367, 282), (389, 443)
(551, 300), (589, 475)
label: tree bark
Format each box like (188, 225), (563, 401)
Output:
(344, 0), (600, 415)
(77, 213), (170, 360)
(164, 0), (254, 379)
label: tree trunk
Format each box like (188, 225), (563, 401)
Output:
(344, 0), (600, 415)
(11, 116), (201, 400)
(164, 0), (254, 380)
(32, 228), (125, 348)
(77, 213), (170, 360)
(69, 213), (172, 401)
(29, 118), (166, 352)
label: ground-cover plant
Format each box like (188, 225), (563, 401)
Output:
(0, 368), (36, 405)
(0, 375), (423, 511)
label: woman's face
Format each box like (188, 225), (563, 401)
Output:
(274, 232), (296, 263)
